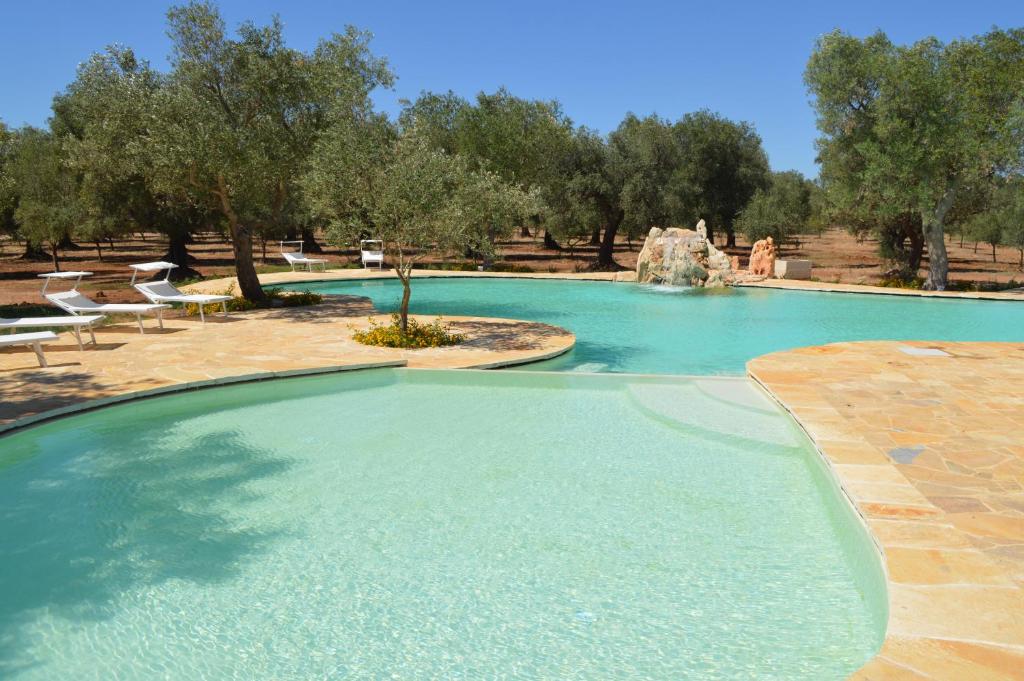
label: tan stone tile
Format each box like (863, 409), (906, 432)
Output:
(887, 583), (1024, 647)
(884, 547), (1014, 586)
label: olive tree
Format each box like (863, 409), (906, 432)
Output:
(307, 131), (534, 331)
(7, 127), (81, 270)
(806, 28), (1024, 290)
(736, 170), (813, 244)
(147, 2), (391, 301)
(669, 110), (770, 246)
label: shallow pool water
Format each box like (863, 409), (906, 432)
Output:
(0, 369), (885, 679)
(287, 277), (1024, 374)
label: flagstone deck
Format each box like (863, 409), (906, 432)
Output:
(0, 295), (574, 431)
(749, 341), (1024, 680)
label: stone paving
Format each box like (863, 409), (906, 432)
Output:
(749, 341), (1024, 680)
(0, 295), (574, 430)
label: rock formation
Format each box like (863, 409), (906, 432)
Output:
(636, 220), (735, 288)
(748, 237), (776, 277)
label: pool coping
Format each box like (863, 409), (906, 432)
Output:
(748, 341), (1024, 680)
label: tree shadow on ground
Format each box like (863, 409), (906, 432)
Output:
(452, 320), (570, 352)
(0, 420), (294, 676)
(0, 370), (120, 421)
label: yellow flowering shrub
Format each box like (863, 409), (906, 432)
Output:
(352, 314), (464, 349)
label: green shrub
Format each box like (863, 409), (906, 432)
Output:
(490, 262), (534, 273)
(183, 285), (323, 315)
(352, 314), (464, 348)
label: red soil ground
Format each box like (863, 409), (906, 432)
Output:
(1, 228), (1021, 307)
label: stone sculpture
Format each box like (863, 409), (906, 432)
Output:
(748, 237), (776, 277)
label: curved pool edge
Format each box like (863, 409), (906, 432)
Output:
(748, 340), (1024, 679)
(0, 361), (407, 437)
(0, 303), (576, 433)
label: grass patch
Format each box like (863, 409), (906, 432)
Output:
(352, 314), (464, 349)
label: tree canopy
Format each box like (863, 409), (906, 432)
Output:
(806, 28), (1024, 289)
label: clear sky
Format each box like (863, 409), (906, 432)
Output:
(1, 0), (1020, 176)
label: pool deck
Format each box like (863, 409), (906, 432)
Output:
(3, 268), (1023, 678)
(738, 276), (1024, 302)
(749, 341), (1024, 680)
(0, 295), (574, 431)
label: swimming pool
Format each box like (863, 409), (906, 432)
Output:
(285, 277), (1024, 374)
(0, 369), (885, 679)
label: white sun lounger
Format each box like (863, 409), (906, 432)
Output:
(360, 240), (384, 269)
(135, 280), (231, 323)
(45, 291), (168, 334)
(280, 241), (327, 272)
(0, 315), (104, 350)
(0, 331), (58, 367)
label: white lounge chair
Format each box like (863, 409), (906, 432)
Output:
(360, 240), (384, 269)
(0, 331), (58, 367)
(135, 280), (231, 323)
(280, 241), (327, 272)
(0, 315), (104, 351)
(45, 291), (168, 334)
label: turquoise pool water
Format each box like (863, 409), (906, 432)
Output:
(0, 369), (886, 679)
(286, 277), (1024, 374)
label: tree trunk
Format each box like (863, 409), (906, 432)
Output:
(520, 225), (531, 238)
(301, 227), (323, 254)
(50, 242), (60, 272)
(597, 212), (624, 269)
(162, 231), (200, 280)
(396, 270), (412, 333)
(95, 241), (103, 261)
(216, 175), (266, 302)
(992, 244), (997, 263)
(589, 226), (601, 246)
(922, 186), (956, 291)
(906, 219), (924, 272)
(21, 241), (48, 260)
(543, 230), (561, 250)
(725, 226), (736, 248)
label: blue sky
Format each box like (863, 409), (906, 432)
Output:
(1, 1), (1020, 176)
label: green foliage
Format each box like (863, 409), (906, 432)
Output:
(145, 1), (393, 300)
(806, 28), (1024, 289)
(670, 110), (770, 244)
(352, 314), (464, 348)
(305, 128), (534, 329)
(737, 170), (814, 244)
(963, 179), (1024, 267)
(6, 127), (81, 267)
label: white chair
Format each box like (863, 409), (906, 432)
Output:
(45, 291), (169, 334)
(0, 315), (104, 351)
(360, 240), (384, 269)
(280, 241), (327, 272)
(135, 280), (231, 323)
(0, 331), (58, 367)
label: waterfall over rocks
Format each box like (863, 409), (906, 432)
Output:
(636, 220), (736, 288)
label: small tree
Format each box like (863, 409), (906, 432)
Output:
(313, 132), (533, 331)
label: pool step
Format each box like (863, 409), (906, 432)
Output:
(693, 378), (779, 415)
(625, 381), (803, 449)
